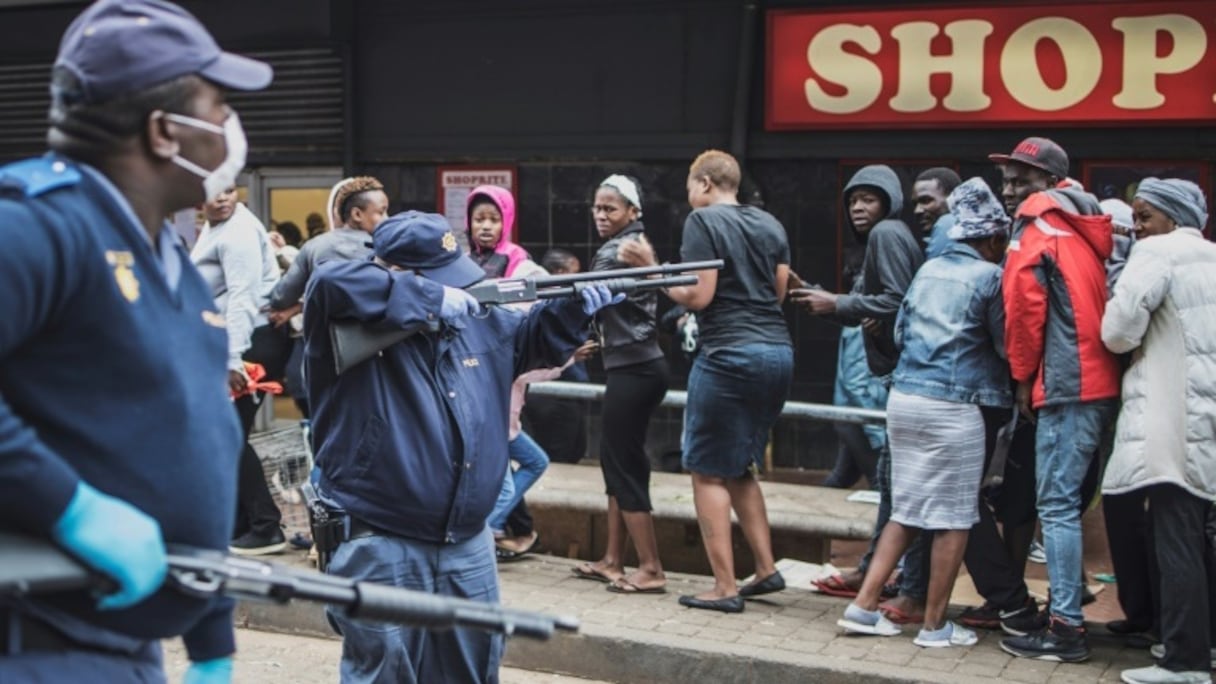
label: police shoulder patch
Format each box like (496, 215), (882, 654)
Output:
(0, 156), (82, 198)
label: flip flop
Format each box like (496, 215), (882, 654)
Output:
(813, 573), (861, 598)
(571, 563), (618, 584)
(606, 578), (667, 595)
(879, 602), (925, 625)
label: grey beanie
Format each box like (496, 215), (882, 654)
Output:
(1134, 178), (1208, 230)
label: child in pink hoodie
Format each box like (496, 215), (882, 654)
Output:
(467, 185), (532, 278)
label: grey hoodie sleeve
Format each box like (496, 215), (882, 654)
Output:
(835, 224), (920, 322)
(270, 241), (315, 309)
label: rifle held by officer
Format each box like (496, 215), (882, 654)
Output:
(0, 532), (577, 640)
(329, 259), (724, 375)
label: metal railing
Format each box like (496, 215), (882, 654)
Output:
(528, 381), (887, 426)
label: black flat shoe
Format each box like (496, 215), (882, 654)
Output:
(739, 571), (786, 598)
(678, 594), (745, 613)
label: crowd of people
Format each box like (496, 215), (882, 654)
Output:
(3, 2), (1215, 684)
(793, 139), (1216, 684)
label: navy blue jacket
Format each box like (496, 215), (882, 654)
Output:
(304, 260), (588, 544)
(0, 156), (242, 660)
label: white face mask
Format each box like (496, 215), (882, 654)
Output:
(164, 111), (248, 203)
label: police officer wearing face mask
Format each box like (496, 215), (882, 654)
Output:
(0, 1), (271, 682)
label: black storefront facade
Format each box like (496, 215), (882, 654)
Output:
(2, 0), (1213, 471)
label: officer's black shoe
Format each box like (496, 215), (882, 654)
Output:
(1000, 616), (1090, 663)
(230, 528), (287, 556)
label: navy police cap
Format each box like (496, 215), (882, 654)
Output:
(55, 0), (272, 105)
(373, 211), (486, 289)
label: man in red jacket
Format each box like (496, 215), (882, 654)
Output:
(997, 144), (1122, 663)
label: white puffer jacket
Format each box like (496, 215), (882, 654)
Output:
(1101, 228), (1216, 500)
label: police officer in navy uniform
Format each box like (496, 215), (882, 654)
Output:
(304, 212), (622, 683)
(0, 1), (271, 681)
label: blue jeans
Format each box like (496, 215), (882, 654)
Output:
(488, 432), (549, 533)
(326, 529), (503, 684)
(1035, 399), (1118, 625)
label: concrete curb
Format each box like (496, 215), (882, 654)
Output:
(235, 600), (967, 684)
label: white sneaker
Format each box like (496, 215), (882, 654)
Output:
(838, 602), (901, 636)
(1150, 644), (1216, 669)
(1121, 665), (1211, 684)
(914, 621), (979, 648)
(1028, 539), (1047, 564)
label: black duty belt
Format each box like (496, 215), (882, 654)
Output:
(346, 516), (391, 542)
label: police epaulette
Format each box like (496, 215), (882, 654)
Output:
(0, 156), (82, 198)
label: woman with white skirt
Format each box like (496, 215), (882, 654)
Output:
(838, 178), (1013, 647)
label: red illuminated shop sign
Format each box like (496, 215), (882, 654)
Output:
(766, 2), (1216, 129)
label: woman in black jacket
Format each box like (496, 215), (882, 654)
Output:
(571, 175), (669, 594)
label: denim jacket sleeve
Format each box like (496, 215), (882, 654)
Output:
(983, 270), (1008, 361)
(893, 297), (909, 351)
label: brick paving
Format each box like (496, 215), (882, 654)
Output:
(495, 554), (1156, 683)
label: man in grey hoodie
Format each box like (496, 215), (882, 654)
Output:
(794, 165), (927, 621)
(795, 165), (924, 375)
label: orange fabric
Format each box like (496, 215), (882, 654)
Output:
(231, 362), (283, 400)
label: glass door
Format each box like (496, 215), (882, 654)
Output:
(242, 166), (345, 242)
(240, 167), (344, 429)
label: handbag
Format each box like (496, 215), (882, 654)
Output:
(982, 406), (1019, 489)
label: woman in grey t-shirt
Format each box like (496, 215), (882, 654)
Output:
(620, 150), (793, 613)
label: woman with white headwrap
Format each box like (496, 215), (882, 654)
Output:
(570, 174), (670, 594)
(1101, 178), (1216, 684)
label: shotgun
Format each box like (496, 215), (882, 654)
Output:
(328, 259), (723, 375)
(0, 532), (577, 640)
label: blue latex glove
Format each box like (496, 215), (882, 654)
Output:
(441, 286), (480, 321)
(184, 657), (234, 684)
(52, 482), (166, 610)
(580, 284), (626, 315)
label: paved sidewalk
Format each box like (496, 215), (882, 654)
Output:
(162, 628), (608, 683)
(241, 550), (1156, 684)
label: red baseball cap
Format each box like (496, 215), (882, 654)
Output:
(988, 137), (1069, 179)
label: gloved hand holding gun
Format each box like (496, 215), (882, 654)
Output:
(329, 259), (724, 375)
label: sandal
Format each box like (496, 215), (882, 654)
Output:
(813, 573), (861, 598)
(606, 578), (667, 595)
(495, 532), (539, 563)
(571, 562), (620, 584)
(879, 601), (925, 625)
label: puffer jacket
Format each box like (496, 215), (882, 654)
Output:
(590, 221), (663, 370)
(1101, 228), (1216, 500)
(1003, 191), (1121, 408)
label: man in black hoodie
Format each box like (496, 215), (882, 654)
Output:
(793, 165), (927, 621)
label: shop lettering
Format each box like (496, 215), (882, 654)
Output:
(441, 172), (512, 187)
(766, 2), (1216, 129)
